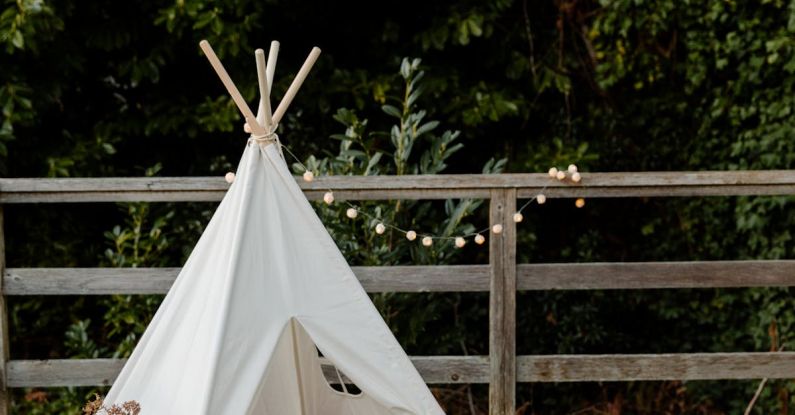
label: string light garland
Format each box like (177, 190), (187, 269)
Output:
(225, 141), (588, 248)
(547, 164), (588, 207)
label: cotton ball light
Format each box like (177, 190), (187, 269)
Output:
(571, 172), (582, 183)
(244, 123), (252, 133)
(224, 172), (236, 183)
(303, 170), (314, 182)
(556, 170), (566, 180)
(406, 230), (417, 241)
(455, 237), (466, 248)
(346, 207), (358, 218)
(474, 234), (486, 245)
(375, 223), (386, 234)
(548, 167), (559, 178)
(575, 198), (586, 208)
(568, 164), (578, 174)
(492, 224), (504, 234)
(536, 194), (547, 204)
(422, 236), (433, 247)
(513, 212), (523, 223)
(323, 191), (334, 205)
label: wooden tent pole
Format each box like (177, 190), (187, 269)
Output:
(272, 47), (321, 125)
(265, 41), (280, 110)
(199, 40), (266, 136)
(254, 49), (273, 130)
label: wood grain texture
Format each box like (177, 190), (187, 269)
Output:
(517, 352), (795, 382)
(9, 352), (794, 387)
(489, 189), (517, 415)
(3, 265), (491, 295)
(319, 356), (489, 385)
(5, 268), (180, 295)
(0, 209), (8, 414)
(7, 356), (490, 387)
(3, 171), (795, 202)
(7, 359), (125, 387)
(517, 260), (795, 290)
(7, 260), (795, 295)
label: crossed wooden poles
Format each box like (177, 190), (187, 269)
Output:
(199, 39), (321, 137)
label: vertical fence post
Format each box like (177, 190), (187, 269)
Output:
(0, 207), (9, 414)
(489, 189), (516, 415)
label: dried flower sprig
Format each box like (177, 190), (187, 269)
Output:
(83, 395), (141, 415)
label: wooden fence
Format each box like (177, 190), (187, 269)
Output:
(2, 171), (795, 414)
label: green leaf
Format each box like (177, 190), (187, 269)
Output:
(382, 104), (402, 118)
(467, 16), (483, 37)
(365, 152), (383, 175)
(415, 121), (439, 137)
(407, 86), (424, 107)
(11, 31), (23, 49)
(193, 12), (215, 29)
(400, 58), (411, 79)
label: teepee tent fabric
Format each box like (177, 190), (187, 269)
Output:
(105, 141), (445, 414)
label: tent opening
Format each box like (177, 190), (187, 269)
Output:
(318, 348), (363, 397)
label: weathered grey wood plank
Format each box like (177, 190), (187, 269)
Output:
(7, 260), (795, 295)
(9, 353), (794, 387)
(489, 189), (516, 415)
(0, 209), (9, 414)
(4, 171), (795, 192)
(6, 356), (489, 387)
(319, 356), (489, 385)
(7, 359), (126, 387)
(4, 268), (180, 295)
(517, 352), (795, 382)
(517, 185), (795, 198)
(517, 260), (795, 290)
(3, 171), (795, 203)
(3, 265), (491, 295)
(355, 265), (490, 292)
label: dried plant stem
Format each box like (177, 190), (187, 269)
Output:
(744, 377), (769, 415)
(744, 345), (785, 415)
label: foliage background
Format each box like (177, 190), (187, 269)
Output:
(3, 0), (795, 413)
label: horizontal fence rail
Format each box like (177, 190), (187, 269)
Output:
(8, 352), (795, 387)
(6, 260), (795, 295)
(2, 171), (795, 202)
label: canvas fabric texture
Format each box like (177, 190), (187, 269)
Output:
(105, 141), (444, 414)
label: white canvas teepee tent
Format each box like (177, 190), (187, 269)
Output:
(104, 41), (445, 415)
